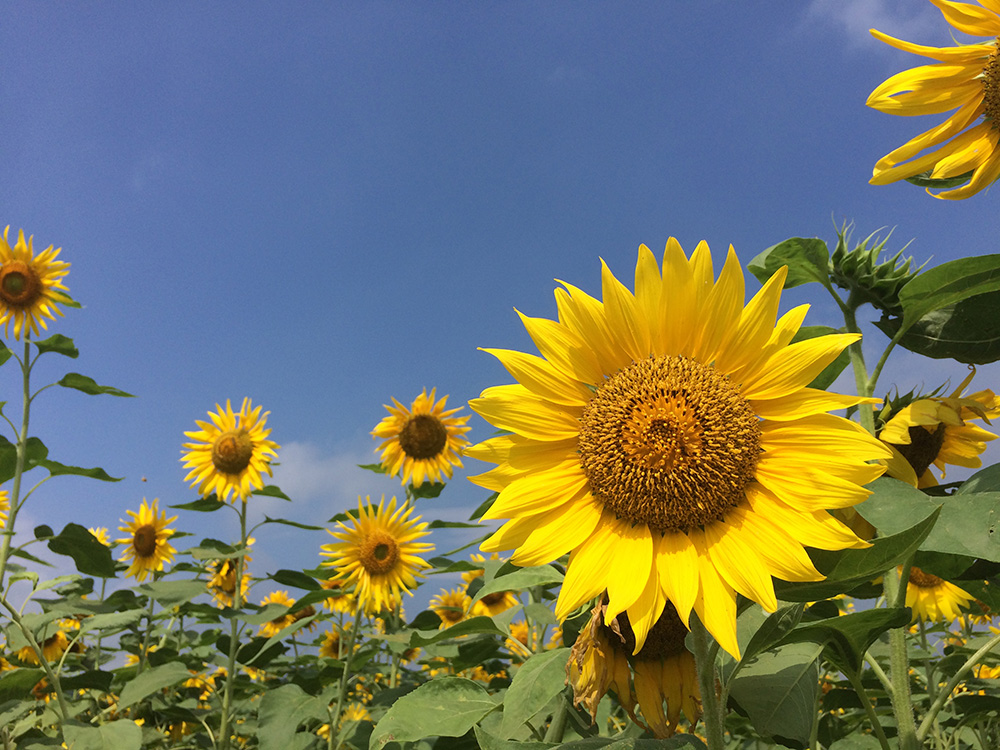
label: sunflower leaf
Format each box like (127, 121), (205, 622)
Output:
(38, 459), (123, 482)
(270, 569), (321, 590)
(261, 515), (325, 531)
(358, 462), (388, 474)
(46, 523), (116, 578)
(473, 562), (564, 603)
(778, 608), (910, 672)
(408, 615), (508, 646)
(33, 333), (79, 358)
(748, 237), (832, 291)
(499, 648), (570, 738)
(411, 481), (445, 499)
(253, 484), (292, 501)
(116, 661), (192, 709)
(256, 683), (327, 749)
(57, 372), (135, 397)
(170, 496), (225, 511)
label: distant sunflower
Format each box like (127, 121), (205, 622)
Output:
(372, 388), (471, 487)
(430, 587), (471, 628)
(117, 498), (177, 582)
(258, 591), (296, 637)
(879, 374), (1000, 487)
(0, 226), (70, 340)
(468, 241), (888, 657)
(182, 398), (279, 503)
(318, 704), (373, 739)
(0, 489), (8, 530)
(867, 0), (1000, 199)
(321, 496), (434, 614)
(462, 553), (520, 617)
(88, 526), (110, 546)
(319, 626), (345, 659)
(320, 577), (357, 613)
(569, 600), (700, 738)
(208, 558), (251, 609)
(906, 566), (975, 622)
(18, 630), (70, 665)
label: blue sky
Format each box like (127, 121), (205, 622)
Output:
(3, 1), (999, 603)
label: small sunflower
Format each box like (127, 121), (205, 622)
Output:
(0, 489), (8, 530)
(0, 226), (70, 340)
(372, 388), (471, 487)
(430, 587), (471, 629)
(320, 626), (345, 659)
(569, 599), (700, 738)
(88, 526), (111, 546)
(320, 577), (357, 613)
(318, 703), (373, 739)
(906, 566), (975, 622)
(879, 373), (1000, 487)
(208, 558), (251, 609)
(462, 553), (520, 617)
(18, 630), (70, 665)
(468, 241), (888, 657)
(320, 495), (434, 614)
(182, 398), (279, 503)
(117, 498), (177, 582)
(867, 0), (1000, 199)
(258, 591), (296, 637)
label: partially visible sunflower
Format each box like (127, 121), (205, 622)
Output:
(88, 526), (111, 546)
(430, 587), (471, 629)
(258, 591), (296, 637)
(468, 241), (887, 657)
(207, 538), (254, 608)
(117, 498), (177, 582)
(182, 398), (279, 503)
(0, 489), (8, 530)
(317, 703), (373, 739)
(18, 630), (70, 665)
(320, 577), (357, 613)
(462, 553), (520, 617)
(879, 373), (1000, 487)
(319, 626), (345, 659)
(569, 599), (700, 738)
(0, 227), (70, 340)
(321, 496), (434, 614)
(867, 0), (1000, 199)
(372, 388), (470, 487)
(906, 566), (975, 622)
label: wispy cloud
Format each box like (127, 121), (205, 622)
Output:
(802, 0), (940, 50)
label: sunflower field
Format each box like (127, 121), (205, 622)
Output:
(5, 2), (1000, 750)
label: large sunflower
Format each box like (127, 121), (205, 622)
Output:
(867, 0), (1000, 199)
(117, 498), (177, 582)
(467, 241), (890, 657)
(0, 227), (70, 340)
(372, 388), (471, 487)
(879, 373), (1000, 487)
(321, 495), (434, 613)
(182, 398), (279, 503)
(905, 566), (975, 622)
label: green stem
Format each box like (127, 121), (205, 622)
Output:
(543, 693), (570, 743)
(136, 588), (157, 675)
(218, 501), (248, 750)
(840, 299), (876, 432)
(93, 577), (108, 668)
(690, 615), (725, 750)
(864, 653), (894, 697)
(332, 615), (361, 750)
(884, 562), (919, 750)
(0, 341), (33, 590)
(844, 665), (892, 750)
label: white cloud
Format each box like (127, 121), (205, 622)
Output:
(268, 440), (397, 511)
(802, 0), (940, 50)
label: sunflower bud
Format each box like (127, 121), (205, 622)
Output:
(829, 224), (924, 317)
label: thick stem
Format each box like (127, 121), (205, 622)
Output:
(841, 300), (876, 432)
(543, 693), (569, 743)
(884, 564), (919, 750)
(0, 342), (33, 589)
(689, 615), (725, 750)
(218, 502), (248, 750)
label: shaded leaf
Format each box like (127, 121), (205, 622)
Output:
(61, 670), (114, 692)
(33, 334), (78, 358)
(748, 237), (832, 290)
(739, 604), (806, 667)
(358, 462), (387, 474)
(117, 661), (191, 708)
(409, 615), (508, 647)
(428, 520), (483, 529)
(779, 608), (910, 672)
(500, 649), (570, 738)
(896, 254), (1000, 337)
(135, 580), (207, 608)
(257, 683), (326, 750)
(47, 523), (116, 578)
(170, 496), (224, 511)
(474, 562), (563, 603)
(473, 727), (555, 750)
(0, 668), (45, 702)
(270, 569), (321, 590)
(63, 720), (142, 750)
(57, 373), (135, 397)
(411, 481), (445, 499)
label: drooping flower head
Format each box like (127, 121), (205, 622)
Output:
(182, 398), (279, 503)
(867, 0), (1000, 199)
(905, 566), (975, 622)
(879, 372), (1000, 487)
(372, 388), (471, 487)
(321, 495), (434, 614)
(468, 241), (890, 657)
(117, 498), (177, 582)
(0, 227), (70, 340)
(430, 587), (471, 629)
(462, 553), (520, 617)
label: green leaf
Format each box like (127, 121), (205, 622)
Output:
(0, 668), (45, 702)
(0, 341), (11, 368)
(728, 642), (823, 749)
(187, 538), (242, 560)
(358, 462), (387, 474)
(556, 736), (707, 750)
(428, 520), (483, 529)
(895, 254), (1000, 338)
(0, 435), (49, 484)
(61, 670), (115, 692)
(957, 463), (1000, 494)
(261, 515), (325, 531)
(409, 615), (508, 646)
(500, 649), (570, 738)
(369, 677), (499, 750)
(253, 484), (292, 501)
(473, 727), (555, 750)
(117, 661), (191, 708)
(748, 237), (832, 290)
(135, 580), (207, 608)
(63, 720), (142, 750)
(170, 496), (225, 511)
(790, 326), (851, 390)
(739, 603), (806, 667)
(269, 569), (321, 590)
(411, 481), (445, 499)
(33, 334), (79, 358)
(257, 683), (327, 750)
(828, 736), (884, 750)
(38, 459), (123, 482)
(469, 492), (498, 521)
(46, 523), (116, 578)
(474, 563), (564, 603)
(856, 477), (1000, 562)
(779, 608), (910, 672)
(57, 373), (135, 397)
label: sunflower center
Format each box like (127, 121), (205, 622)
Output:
(0, 261), (42, 307)
(398, 414), (448, 459)
(984, 41), (1000, 127)
(133, 525), (158, 557)
(211, 429), (254, 475)
(439, 602), (465, 624)
(578, 355), (761, 532)
(908, 566), (944, 589)
(890, 424), (946, 480)
(605, 602), (689, 661)
(481, 591), (508, 607)
(359, 531), (400, 575)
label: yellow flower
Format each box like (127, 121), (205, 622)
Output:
(462, 553), (520, 617)
(182, 398), (279, 503)
(319, 626), (345, 659)
(320, 577), (357, 613)
(879, 373), (1000, 487)
(867, 0), (1000, 199)
(207, 538), (254, 608)
(88, 526), (111, 546)
(258, 591), (296, 637)
(0, 226), (70, 339)
(17, 631), (70, 665)
(568, 600), (700, 738)
(317, 704), (373, 739)
(0, 489), (8, 530)
(372, 388), (471, 487)
(321, 495), (433, 614)
(116, 498), (177, 582)
(468, 241), (889, 657)
(430, 587), (471, 629)
(905, 566), (974, 622)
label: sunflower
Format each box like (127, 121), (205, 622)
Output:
(317, 703), (373, 739)
(88, 526), (111, 546)
(879, 373), (1000, 487)
(182, 398), (279, 503)
(320, 577), (357, 613)
(321, 495), (434, 614)
(467, 241), (889, 657)
(430, 587), (471, 628)
(461, 553), (521, 617)
(867, 0), (1000, 199)
(905, 566), (975, 622)
(569, 600), (700, 738)
(0, 489), (8, 530)
(319, 626), (345, 659)
(117, 498), (177, 582)
(258, 591), (296, 637)
(372, 388), (471, 487)
(17, 631), (70, 665)
(0, 227), (70, 340)
(208, 558), (251, 608)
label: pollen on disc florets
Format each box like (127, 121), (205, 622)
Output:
(888, 424), (946, 480)
(984, 41), (1000, 128)
(398, 414), (448, 459)
(133, 525), (158, 557)
(0, 261), (42, 308)
(359, 531), (400, 575)
(211, 430), (254, 475)
(908, 566), (944, 589)
(578, 355), (761, 532)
